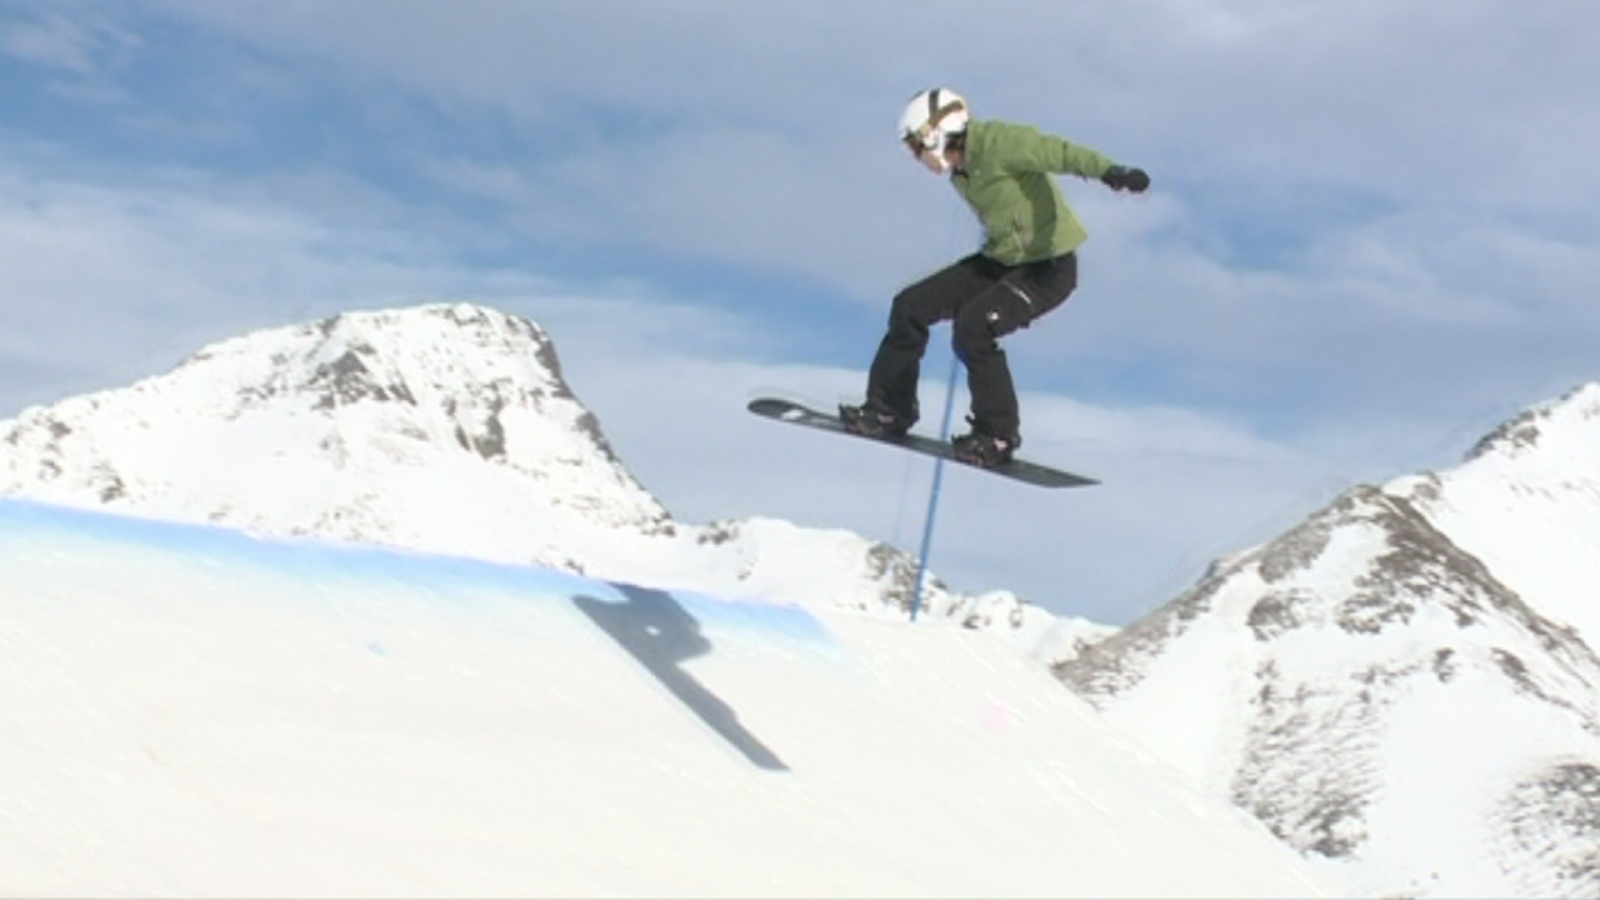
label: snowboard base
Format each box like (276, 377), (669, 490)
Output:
(747, 397), (1097, 489)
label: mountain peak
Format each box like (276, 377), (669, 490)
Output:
(180, 303), (606, 461)
(1, 302), (673, 552)
(1467, 381), (1600, 462)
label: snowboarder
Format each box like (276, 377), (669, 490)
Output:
(840, 88), (1150, 467)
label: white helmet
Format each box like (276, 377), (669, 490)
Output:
(898, 88), (969, 162)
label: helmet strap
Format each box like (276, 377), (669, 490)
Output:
(925, 90), (966, 133)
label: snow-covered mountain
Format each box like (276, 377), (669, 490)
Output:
(1056, 383), (1600, 899)
(0, 302), (1101, 656)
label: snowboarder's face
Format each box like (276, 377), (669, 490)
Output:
(902, 133), (942, 174)
(915, 147), (948, 174)
(905, 139), (950, 175)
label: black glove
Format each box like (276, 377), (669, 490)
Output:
(1101, 165), (1150, 193)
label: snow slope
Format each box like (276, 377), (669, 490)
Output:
(0, 497), (1333, 898)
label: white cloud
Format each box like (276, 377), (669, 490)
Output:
(3, 11), (101, 73)
(100, 3), (1600, 323)
(0, 5), (141, 109)
(0, 153), (531, 402)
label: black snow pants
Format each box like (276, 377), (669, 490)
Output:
(865, 251), (1078, 439)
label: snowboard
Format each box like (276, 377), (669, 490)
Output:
(747, 397), (1097, 489)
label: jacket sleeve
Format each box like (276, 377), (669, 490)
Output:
(995, 122), (1116, 179)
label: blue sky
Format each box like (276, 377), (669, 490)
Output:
(3, 1), (1598, 624)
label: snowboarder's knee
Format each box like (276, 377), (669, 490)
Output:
(952, 314), (998, 359)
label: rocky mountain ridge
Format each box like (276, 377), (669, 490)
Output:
(1057, 383), (1600, 898)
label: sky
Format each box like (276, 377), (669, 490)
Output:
(0, 495), (1336, 898)
(1, 0), (1598, 625)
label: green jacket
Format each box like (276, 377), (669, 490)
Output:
(952, 119), (1116, 265)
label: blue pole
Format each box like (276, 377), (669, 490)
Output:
(910, 356), (961, 622)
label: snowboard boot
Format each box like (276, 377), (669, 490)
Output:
(839, 401), (914, 438)
(952, 420), (1020, 468)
